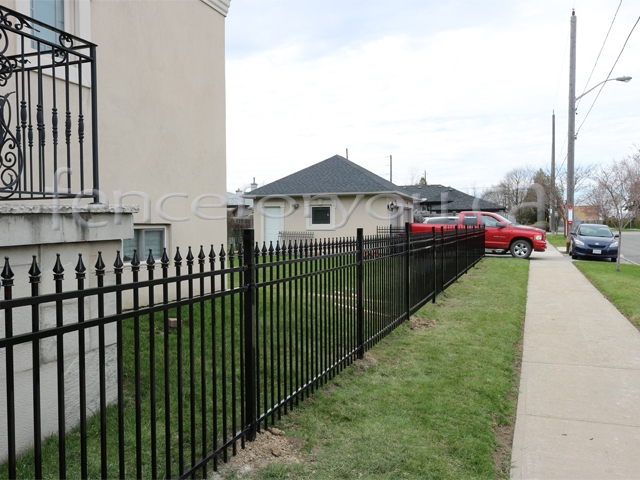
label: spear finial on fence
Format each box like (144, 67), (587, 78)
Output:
(198, 246), (205, 265)
(75, 254), (86, 279)
(29, 255), (41, 282)
(186, 246), (194, 266)
(94, 252), (105, 276)
(2, 256), (14, 284)
(174, 246), (182, 267)
(131, 249), (140, 269)
(53, 254), (65, 280)
(146, 250), (155, 268)
(160, 248), (169, 266)
(113, 251), (124, 275)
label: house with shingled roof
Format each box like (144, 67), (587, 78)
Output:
(244, 155), (415, 247)
(399, 184), (505, 219)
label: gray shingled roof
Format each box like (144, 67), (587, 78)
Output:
(245, 155), (409, 197)
(398, 184), (504, 212)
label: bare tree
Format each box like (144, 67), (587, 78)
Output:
(406, 167), (427, 186)
(582, 182), (611, 222)
(552, 163), (597, 234)
(589, 151), (640, 271)
(483, 167), (534, 213)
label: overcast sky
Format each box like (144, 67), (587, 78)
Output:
(225, 0), (640, 196)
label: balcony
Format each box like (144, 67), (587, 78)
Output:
(0, 5), (99, 203)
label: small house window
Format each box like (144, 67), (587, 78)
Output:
(123, 228), (166, 262)
(311, 206), (331, 225)
(30, 0), (65, 48)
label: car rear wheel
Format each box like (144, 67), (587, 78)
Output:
(510, 239), (532, 259)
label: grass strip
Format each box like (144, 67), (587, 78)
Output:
(238, 257), (528, 479)
(573, 261), (640, 328)
(546, 233), (568, 249)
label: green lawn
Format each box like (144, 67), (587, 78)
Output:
(546, 233), (569, 249)
(221, 257), (529, 479)
(573, 261), (640, 328)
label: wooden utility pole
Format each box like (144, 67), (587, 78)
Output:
(567, 9), (577, 248)
(551, 111), (556, 233)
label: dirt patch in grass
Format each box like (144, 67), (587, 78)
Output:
(409, 314), (437, 329)
(211, 428), (306, 479)
(492, 314), (525, 478)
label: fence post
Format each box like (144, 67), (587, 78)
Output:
(432, 227), (437, 303)
(404, 222), (411, 319)
(463, 226), (468, 274)
(243, 229), (257, 441)
(53, 255), (67, 479)
(440, 227), (445, 293)
(1, 257), (16, 479)
(455, 226), (460, 281)
(29, 256), (43, 479)
(356, 228), (364, 359)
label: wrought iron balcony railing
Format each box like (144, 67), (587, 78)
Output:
(0, 5), (99, 202)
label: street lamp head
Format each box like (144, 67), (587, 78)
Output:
(615, 76), (632, 83)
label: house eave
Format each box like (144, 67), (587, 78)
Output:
(245, 190), (415, 201)
(200, 0), (231, 16)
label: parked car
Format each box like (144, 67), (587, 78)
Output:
(412, 211), (546, 259)
(569, 224), (618, 261)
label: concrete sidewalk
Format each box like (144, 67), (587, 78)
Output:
(511, 246), (640, 479)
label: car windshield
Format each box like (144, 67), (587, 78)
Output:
(578, 226), (613, 238)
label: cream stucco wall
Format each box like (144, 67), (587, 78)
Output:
(92, 0), (228, 256)
(252, 193), (414, 246)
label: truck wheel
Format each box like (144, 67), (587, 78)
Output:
(510, 239), (532, 259)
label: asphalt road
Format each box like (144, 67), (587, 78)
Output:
(620, 231), (640, 265)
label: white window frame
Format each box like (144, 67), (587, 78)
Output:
(15, 0), (93, 86)
(306, 199), (336, 231)
(122, 226), (168, 264)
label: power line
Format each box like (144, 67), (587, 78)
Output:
(576, 14), (640, 137)
(576, 0), (623, 111)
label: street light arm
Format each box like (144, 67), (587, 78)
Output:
(576, 76), (632, 101)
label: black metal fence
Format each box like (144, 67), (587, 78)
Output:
(0, 5), (99, 202)
(0, 226), (484, 479)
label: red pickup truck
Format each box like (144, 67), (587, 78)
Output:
(410, 211), (546, 259)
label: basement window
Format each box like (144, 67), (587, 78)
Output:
(123, 227), (167, 263)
